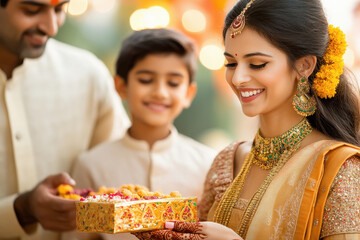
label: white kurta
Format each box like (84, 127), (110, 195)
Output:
(0, 39), (130, 240)
(64, 127), (217, 240)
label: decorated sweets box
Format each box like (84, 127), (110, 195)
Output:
(57, 184), (197, 233)
(76, 194), (197, 233)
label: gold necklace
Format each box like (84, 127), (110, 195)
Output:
(212, 151), (254, 226)
(212, 118), (312, 229)
(251, 118), (312, 170)
(237, 145), (300, 237)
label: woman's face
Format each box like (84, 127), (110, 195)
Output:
(224, 27), (298, 118)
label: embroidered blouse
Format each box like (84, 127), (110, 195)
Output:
(198, 142), (360, 239)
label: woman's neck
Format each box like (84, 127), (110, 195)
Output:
(258, 110), (304, 138)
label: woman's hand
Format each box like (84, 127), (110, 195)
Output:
(132, 221), (243, 240)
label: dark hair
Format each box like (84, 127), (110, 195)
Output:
(116, 28), (197, 84)
(1, 0), (8, 7)
(223, 0), (360, 146)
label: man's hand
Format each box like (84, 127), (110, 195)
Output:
(14, 172), (77, 232)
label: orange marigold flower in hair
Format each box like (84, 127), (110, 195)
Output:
(312, 25), (347, 99)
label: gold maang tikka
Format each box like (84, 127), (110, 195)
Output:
(230, 0), (257, 38)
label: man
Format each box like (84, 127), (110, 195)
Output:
(0, 0), (129, 239)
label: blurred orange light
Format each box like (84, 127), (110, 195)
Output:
(68, 0), (88, 16)
(182, 9), (206, 33)
(92, 0), (116, 13)
(130, 6), (170, 30)
(200, 44), (225, 70)
(130, 9), (147, 30)
(144, 6), (170, 28)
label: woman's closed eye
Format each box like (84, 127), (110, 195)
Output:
(250, 62), (268, 69)
(224, 62), (237, 68)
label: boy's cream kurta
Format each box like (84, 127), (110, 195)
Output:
(64, 127), (217, 240)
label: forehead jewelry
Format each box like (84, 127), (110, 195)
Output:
(230, 0), (256, 38)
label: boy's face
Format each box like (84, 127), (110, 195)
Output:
(0, 0), (68, 59)
(116, 53), (197, 130)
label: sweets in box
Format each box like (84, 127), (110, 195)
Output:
(57, 184), (94, 200)
(57, 184), (197, 233)
(57, 184), (151, 199)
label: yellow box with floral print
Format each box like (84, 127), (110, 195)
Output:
(76, 197), (197, 233)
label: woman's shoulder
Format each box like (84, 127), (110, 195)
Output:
(298, 129), (359, 156)
(321, 155), (360, 238)
(300, 129), (332, 149)
(207, 141), (251, 181)
(213, 141), (250, 165)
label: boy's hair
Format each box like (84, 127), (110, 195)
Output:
(1, 0), (9, 7)
(116, 28), (197, 84)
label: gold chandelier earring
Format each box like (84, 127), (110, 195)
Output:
(292, 77), (317, 117)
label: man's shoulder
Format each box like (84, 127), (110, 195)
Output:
(36, 39), (111, 81)
(44, 39), (102, 65)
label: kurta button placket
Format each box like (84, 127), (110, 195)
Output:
(15, 133), (22, 141)
(4, 78), (37, 193)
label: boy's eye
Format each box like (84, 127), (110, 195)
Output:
(168, 81), (180, 87)
(138, 78), (152, 84)
(250, 63), (268, 69)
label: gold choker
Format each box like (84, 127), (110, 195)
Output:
(251, 118), (312, 170)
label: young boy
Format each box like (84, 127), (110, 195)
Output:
(64, 28), (217, 240)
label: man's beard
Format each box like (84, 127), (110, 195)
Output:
(18, 29), (49, 59)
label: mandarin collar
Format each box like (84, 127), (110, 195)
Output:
(122, 126), (178, 152)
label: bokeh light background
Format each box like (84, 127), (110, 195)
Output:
(56, 0), (360, 150)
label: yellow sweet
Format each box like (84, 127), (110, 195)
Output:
(120, 189), (132, 197)
(57, 184), (74, 195)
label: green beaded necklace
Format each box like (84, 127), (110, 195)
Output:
(251, 118), (313, 170)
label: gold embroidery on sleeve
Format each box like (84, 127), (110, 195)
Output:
(321, 156), (360, 238)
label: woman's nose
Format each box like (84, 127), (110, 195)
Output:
(232, 70), (251, 87)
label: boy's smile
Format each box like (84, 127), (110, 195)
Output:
(144, 101), (171, 113)
(117, 53), (197, 134)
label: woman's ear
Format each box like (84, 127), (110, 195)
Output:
(295, 55), (317, 78)
(183, 82), (197, 108)
(114, 75), (127, 99)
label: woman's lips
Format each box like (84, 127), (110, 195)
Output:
(239, 88), (264, 103)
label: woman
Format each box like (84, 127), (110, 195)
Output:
(134, 0), (360, 239)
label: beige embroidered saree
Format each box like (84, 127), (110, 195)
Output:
(199, 140), (360, 239)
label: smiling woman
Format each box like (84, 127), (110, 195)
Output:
(223, 28), (297, 118)
(133, 0), (360, 240)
